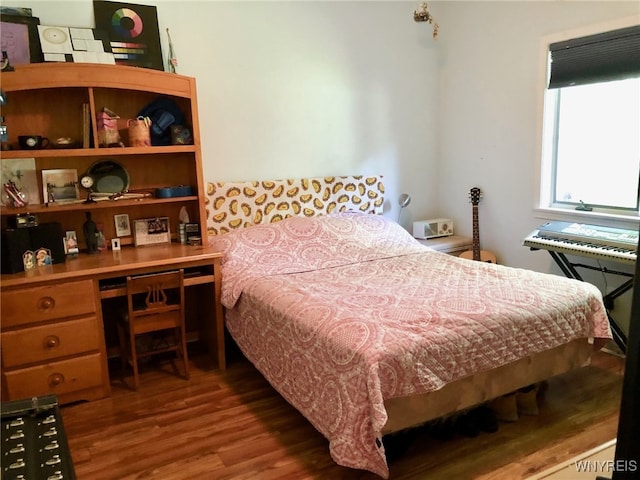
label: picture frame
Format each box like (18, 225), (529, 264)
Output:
(41, 169), (79, 203)
(93, 1), (163, 70)
(114, 213), (131, 237)
(133, 217), (171, 247)
(34, 247), (52, 267)
(0, 14), (44, 66)
(64, 231), (79, 255)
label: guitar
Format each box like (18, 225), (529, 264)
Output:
(459, 187), (497, 263)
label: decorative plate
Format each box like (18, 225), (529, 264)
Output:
(87, 159), (130, 193)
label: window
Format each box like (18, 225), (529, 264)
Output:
(539, 24), (640, 219)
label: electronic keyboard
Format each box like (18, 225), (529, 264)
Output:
(523, 221), (638, 265)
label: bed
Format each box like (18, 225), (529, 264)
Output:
(205, 175), (612, 478)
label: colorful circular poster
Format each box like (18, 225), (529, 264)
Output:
(111, 8), (143, 38)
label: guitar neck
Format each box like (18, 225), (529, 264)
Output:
(471, 204), (480, 261)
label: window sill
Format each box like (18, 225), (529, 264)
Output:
(534, 207), (640, 231)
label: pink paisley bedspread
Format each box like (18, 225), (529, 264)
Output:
(211, 212), (611, 478)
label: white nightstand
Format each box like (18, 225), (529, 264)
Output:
(416, 235), (473, 256)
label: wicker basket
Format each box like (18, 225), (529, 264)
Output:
(127, 117), (152, 147)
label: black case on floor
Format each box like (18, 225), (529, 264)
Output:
(1, 395), (77, 480)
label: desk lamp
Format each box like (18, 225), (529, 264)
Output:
(398, 193), (411, 222)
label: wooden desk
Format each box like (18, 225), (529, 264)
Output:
(0, 244), (224, 405)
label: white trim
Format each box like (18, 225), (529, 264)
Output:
(534, 207), (639, 231)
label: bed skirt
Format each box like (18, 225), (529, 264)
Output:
(382, 338), (594, 434)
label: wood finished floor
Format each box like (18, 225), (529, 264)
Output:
(61, 344), (625, 480)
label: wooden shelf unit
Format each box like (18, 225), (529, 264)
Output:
(0, 63), (208, 247)
(0, 64), (224, 405)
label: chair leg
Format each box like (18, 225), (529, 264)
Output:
(178, 327), (190, 380)
(130, 330), (140, 390)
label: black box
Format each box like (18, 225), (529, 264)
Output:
(1, 227), (30, 274)
(1, 222), (65, 274)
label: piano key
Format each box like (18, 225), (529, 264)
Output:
(537, 221), (639, 251)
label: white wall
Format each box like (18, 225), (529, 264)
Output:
(8, 1), (639, 328)
(433, 1), (638, 331)
(12, 0), (441, 224)
(435, 1), (638, 267)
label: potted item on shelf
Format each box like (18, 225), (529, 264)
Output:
(97, 107), (124, 147)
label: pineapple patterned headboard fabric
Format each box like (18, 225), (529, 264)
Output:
(205, 175), (385, 236)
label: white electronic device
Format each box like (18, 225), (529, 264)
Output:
(413, 218), (454, 239)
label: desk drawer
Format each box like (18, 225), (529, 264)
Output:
(2, 352), (103, 401)
(1, 316), (101, 368)
(1, 280), (95, 328)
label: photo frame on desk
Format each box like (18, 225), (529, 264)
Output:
(41, 169), (79, 204)
(133, 217), (170, 247)
(114, 213), (131, 237)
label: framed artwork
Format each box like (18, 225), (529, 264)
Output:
(133, 217), (171, 247)
(35, 247), (52, 267)
(114, 213), (131, 237)
(41, 168), (79, 203)
(22, 247), (52, 270)
(64, 231), (79, 255)
(93, 1), (163, 70)
(0, 14), (43, 66)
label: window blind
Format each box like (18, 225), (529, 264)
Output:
(548, 25), (640, 89)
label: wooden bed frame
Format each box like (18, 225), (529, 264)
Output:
(206, 174), (601, 441)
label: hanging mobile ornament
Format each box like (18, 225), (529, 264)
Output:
(413, 2), (439, 39)
(167, 28), (178, 74)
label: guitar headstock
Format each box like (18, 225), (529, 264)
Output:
(468, 187), (482, 206)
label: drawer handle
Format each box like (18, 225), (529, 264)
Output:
(43, 335), (60, 349)
(38, 296), (56, 312)
(48, 373), (65, 387)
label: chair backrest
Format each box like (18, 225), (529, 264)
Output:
(126, 269), (185, 334)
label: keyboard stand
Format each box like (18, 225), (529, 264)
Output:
(547, 250), (632, 354)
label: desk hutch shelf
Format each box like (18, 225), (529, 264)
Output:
(0, 64), (224, 405)
(0, 63), (208, 245)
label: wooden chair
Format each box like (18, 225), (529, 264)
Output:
(117, 269), (189, 390)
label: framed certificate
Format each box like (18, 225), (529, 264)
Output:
(114, 213), (131, 237)
(133, 217), (170, 247)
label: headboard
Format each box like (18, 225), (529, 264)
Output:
(205, 175), (385, 236)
